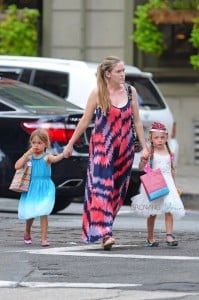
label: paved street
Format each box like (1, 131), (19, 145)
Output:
(0, 200), (199, 300)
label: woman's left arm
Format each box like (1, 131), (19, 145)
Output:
(46, 153), (65, 165)
(130, 86), (149, 158)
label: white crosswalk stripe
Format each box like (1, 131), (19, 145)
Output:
(0, 281), (141, 288)
(20, 244), (199, 260)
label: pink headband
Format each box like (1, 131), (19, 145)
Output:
(149, 122), (168, 133)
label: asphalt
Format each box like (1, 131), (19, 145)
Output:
(175, 163), (199, 210)
(0, 164), (198, 300)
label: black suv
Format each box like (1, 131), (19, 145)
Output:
(0, 79), (93, 213)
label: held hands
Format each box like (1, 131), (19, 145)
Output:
(63, 144), (73, 158)
(139, 147), (150, 171)
(141, 147), (150, 161)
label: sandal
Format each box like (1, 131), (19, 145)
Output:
(24, 235), (32, 245)
(41, 240), (50, 247)
(146, 239), (159, 247)
(166, 234), (178, 246)
(24, 238), (32, 245)
(102, 236), (115, 251)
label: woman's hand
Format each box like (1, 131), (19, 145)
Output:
(63, 144), (73, 158)
(141, 146), (150, 161)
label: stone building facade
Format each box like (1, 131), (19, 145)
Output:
(42, 0), (133, 63)
(41, 0), (199, 166)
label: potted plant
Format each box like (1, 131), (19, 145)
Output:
(131, 1), (166, 56)
(131, 0), (199, 59)
(189, 18), (199, 70)
(0, 4), (39, 56)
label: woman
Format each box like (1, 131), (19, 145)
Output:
(63, 56), (149, 250)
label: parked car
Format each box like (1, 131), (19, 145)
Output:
(0, 56), (179, 161)
(0, 56), (179, 205)
(0, 78), (94, 213)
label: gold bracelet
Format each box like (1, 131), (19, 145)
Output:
(23, 153), (29, 159)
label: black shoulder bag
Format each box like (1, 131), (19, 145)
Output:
(127, 84), (142, 153)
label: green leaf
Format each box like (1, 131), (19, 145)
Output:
(0, 4), (39, 56)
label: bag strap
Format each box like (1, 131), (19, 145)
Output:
(126, 83), (136, 137)
(126, 83), (132, 101)
(144, 161), (153, 173)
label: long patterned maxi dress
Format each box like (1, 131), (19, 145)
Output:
(82, 89), (134, 243)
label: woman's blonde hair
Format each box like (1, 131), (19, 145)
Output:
(97, 56), (122, 115)
(29, 128), (51, 148)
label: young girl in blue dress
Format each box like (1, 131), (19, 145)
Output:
(15, 128), (65, 247)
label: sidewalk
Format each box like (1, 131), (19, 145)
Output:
(175, 164), (199, 210)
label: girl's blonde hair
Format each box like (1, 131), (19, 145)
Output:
(149, 123), (175, 177)
(29, 128), (51, 148)
(97, 56), (122, 115)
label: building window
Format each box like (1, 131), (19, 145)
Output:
(4, 0), (42, 9)
(157, 23), (197, 68)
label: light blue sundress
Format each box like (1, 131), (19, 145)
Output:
(18, 154), (55, 220)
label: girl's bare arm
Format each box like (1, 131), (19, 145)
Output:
(46, 153), (65, 164)
(15, 148), (34, 170)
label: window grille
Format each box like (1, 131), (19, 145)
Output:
(193, 121), (199, 164)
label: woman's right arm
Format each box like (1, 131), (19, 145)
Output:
(63, 88), (98, 157)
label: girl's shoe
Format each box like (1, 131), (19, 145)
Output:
(166, 234), (178, 246)
(24, 237), (32, 245)
(102, 236), (115, 250)
(41, 240), (50, 247)
(146, 239), (159, 247)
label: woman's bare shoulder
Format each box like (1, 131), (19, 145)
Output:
(89, 86), (98, 97)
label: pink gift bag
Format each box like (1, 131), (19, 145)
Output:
(140, 168), (169, 201)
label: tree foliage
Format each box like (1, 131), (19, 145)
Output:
(189, 18), (199, 70)
(131, 2), (166, 56)
(0, 5), (39, 56)
(131, 0), (199, 71)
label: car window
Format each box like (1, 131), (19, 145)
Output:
(32, 70), (69, 98)
(0, 67), (21, 80)
(18, 68), (32, 83)
(125, 76), (166, 109)
(0, 81), (79, 111)
(0, 101), (15, 111)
